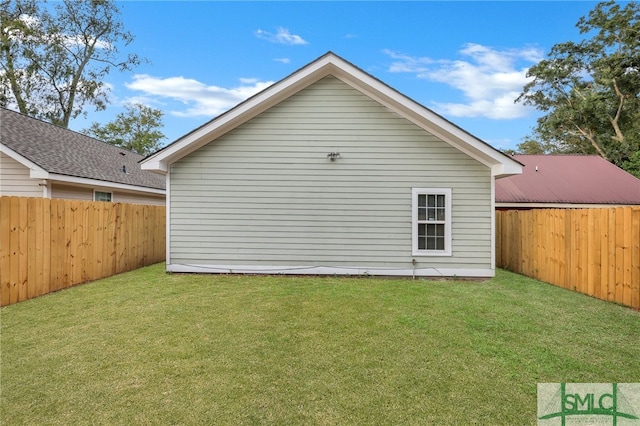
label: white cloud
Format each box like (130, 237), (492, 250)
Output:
(125, 75), (274, 117)
(274, 57), (291, 64)
(255, 27), (308, 45)
(384, 44), (544, 119)
(383, 49), (438, 73)
(432, 92), (530, 120)
(121, 95), (159, 108)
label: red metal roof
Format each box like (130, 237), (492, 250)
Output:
(495, 155), (640, 205)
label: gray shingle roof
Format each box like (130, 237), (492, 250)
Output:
(1, 107), (165, 190)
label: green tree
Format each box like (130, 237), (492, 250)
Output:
(84, 103), (166, 156)
(516, 1), (640, 173)
(515, 138), (548, 155)
(621, 151), (640, 178)
(1, 0), (142, 127)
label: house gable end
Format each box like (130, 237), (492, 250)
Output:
(142, 52), (521, 178)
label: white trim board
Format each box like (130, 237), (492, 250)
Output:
(411, 188), (452, 256)
(167, 263), (495, 278)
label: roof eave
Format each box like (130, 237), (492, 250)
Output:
(47, 173), (166, 194)
(492, 162), (524, 178)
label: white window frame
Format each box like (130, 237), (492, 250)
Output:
(412, 188), (452, 256)
(93, 190), (113, 202)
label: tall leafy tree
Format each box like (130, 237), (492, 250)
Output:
(84, 103), (166, 156)
(516, 1), (640, 175)
(1, 0), (142, 127)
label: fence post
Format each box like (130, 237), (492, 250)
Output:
(631, 207), (640, 310)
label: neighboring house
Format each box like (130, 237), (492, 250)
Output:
(495, 154), (640, 209)
(0, 107), (165, 205)
(142, 52), (522, 277)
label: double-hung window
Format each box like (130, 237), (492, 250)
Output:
(94, 190), (112, 202)
(412, 188), (452, 256)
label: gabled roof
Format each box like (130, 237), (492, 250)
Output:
(0, 107), (165, 191)
(141, 51), (522, 178)
(496, 154), (640, 206)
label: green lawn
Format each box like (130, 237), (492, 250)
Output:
(1, 264), (638, 425)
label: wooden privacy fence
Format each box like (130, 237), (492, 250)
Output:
(0, 197), (166, 307)
(496, 207), (640, 310)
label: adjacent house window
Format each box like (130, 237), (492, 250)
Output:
(94, 191), (112, 202)
(412, 188), (452, 256)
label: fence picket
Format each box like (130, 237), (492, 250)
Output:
(615, 207), (625, 303)
(631, 208), (640, 310)
(1, 197), (12, 305)
(599, 209), (609, 301)
(607, 209), (617, 301)
(623, 207), (632, 307)
(9, 197), (20, 304)
(27, 198), (38, 300)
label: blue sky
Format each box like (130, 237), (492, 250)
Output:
(68, 1), (603, 152)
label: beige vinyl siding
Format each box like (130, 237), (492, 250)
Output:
(170, 76), (492, 273)
(51, 184), (93, 200)
(0, 152), (43, 197)
(51, 183), (165, 205)
(114, 191), (165, 206)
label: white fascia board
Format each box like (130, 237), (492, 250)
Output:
(0, 143), (49, 178)
(491, 162), (524, 178)
(48, 173), (165, 195)
(490, 176), (496, 270)
(165, 172), (171, 265)
(140, 158), (168, 174)
(167, 263), (495, 278)
(30, 169), (49, 179)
